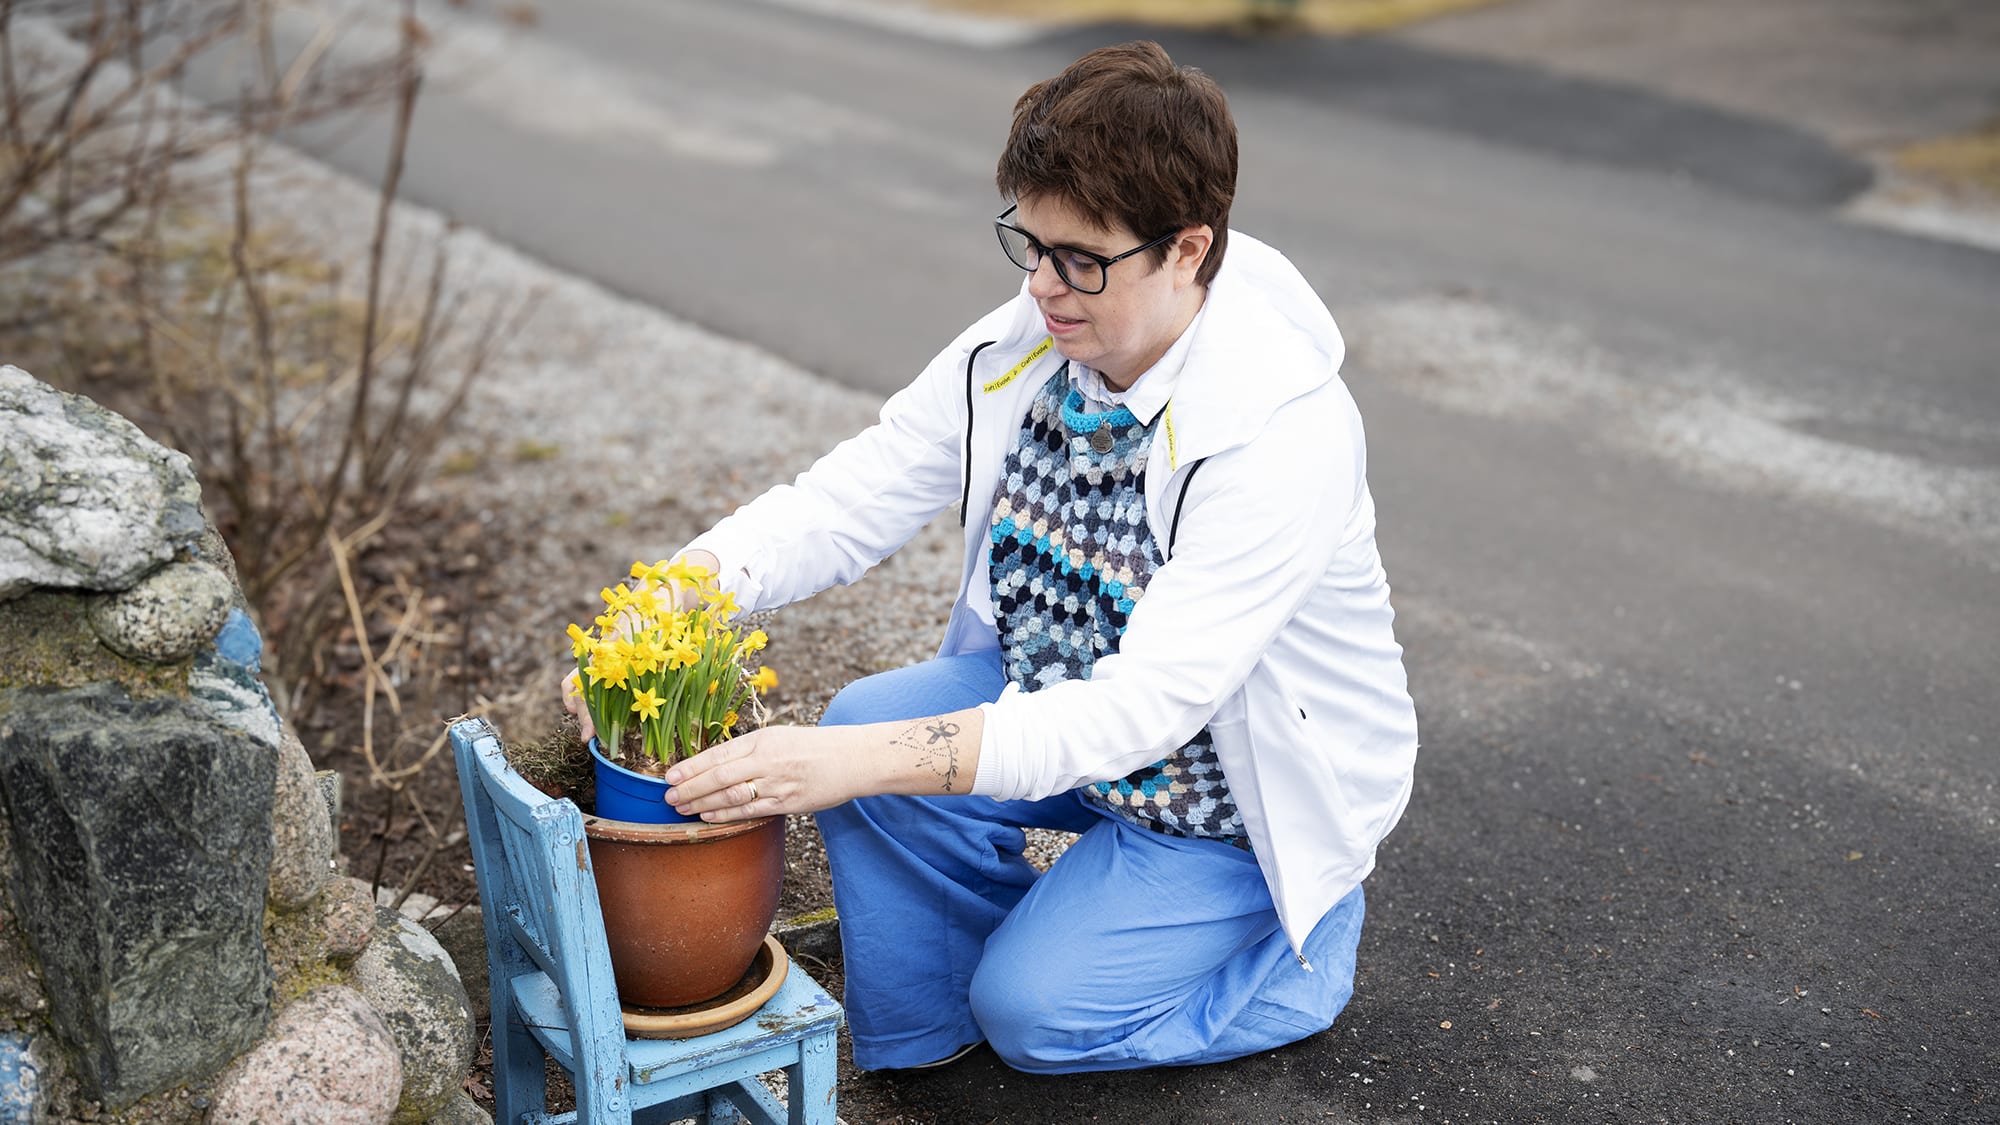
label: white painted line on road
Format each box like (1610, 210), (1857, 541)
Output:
(1346, 294), (2000, 565)
(265, 0), (977, 172)
(1843, 183), (2000, 256)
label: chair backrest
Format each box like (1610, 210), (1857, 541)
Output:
(450, 719), (630, 1078)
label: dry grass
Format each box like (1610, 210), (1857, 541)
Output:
(1895, 118), (2000, 201)
(930, 0), (1503, 34)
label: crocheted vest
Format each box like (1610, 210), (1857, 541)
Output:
(988, 366), (1248, 846)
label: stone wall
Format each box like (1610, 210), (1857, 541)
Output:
(0, 366), (483, 1124)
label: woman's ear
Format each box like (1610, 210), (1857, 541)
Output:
(1174, 225), (1214, 287)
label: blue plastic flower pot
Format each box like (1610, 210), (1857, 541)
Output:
(589, 738), (696, 824)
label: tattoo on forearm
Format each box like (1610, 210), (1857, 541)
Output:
(893, 719), (963, 793)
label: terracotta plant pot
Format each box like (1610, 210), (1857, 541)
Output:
(583, 812), (785, 1009)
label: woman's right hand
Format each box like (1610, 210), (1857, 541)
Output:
(561, 667), (595, 743)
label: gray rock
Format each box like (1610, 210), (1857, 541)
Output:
(0, 829), (47, 1034)
(85, 559), (232, 664)
(351, 909), (475, 1125)
(0, 366), (204, 601)
(208, 986), (402, 1125)
(316, 768), (345, 838)
(320, 878), (379, 967)
(426, 908), (489, 1025)
(775, 909), (842, 966)
(377, 887), (446, 922)
(192, 526), (250, 616)
(0, 682), (275, 1108)
(268, 728), (333, 911)
(422, 1091), (492, 1125)
(187, 648), (282, 751)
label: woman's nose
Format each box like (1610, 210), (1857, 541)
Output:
(1026, 256), (1069, 299)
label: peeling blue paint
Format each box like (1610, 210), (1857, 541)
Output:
(213, 606), (263, 673)
(0, 1032), (41, 1123)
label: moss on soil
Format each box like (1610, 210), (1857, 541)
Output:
(265, 903), (346, 1008)
(503, 723), (593, 800)
(0, 590), (190, 696)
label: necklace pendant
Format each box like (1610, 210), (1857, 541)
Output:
(1090, 428), (1115, 454)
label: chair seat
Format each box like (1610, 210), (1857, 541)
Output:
(511, 958), (844, 1086)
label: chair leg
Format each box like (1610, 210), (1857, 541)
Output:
(791, 1031), (839, 1125)
(574, 1065), (633, 1124)
(703, 1086), (747, 1125)
(493, 1005), (548, 1125)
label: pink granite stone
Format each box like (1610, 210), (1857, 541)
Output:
(208, 986), (402, 1125)
(321, 877), (380, 965)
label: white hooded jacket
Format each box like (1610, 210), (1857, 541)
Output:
(687, 232), (1419, 961)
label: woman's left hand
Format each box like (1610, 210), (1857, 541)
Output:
(663, 725), (865, 823)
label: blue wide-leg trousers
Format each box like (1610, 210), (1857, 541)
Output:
(814, 650), (1366, 1073)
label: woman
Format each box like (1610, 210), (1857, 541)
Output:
(565, 41), (1418, 1074)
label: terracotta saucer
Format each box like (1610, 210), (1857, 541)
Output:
(620, 934), (789, 1040)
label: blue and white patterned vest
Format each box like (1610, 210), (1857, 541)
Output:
(988, 366), (1248, 846)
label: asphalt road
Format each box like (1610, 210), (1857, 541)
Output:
(191, 1), (2000, 1120)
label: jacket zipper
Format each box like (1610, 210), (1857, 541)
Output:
(960, 340), (997, 527)
(1165, 456), (1208, 560)
(964, 342), (1210, 558)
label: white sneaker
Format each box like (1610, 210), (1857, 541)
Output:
(900, 1041), (983, 1070)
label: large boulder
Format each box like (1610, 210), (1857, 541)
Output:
(427, 907), (489, 1025)
(351, 909), (476, 1124)
(0, 682), (275, 1108)
(267, 729), (334, 911)
(207, 986), (402, 1125)
(0, 366), (205, 601)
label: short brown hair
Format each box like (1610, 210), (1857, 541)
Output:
(997, 41), (1237, 286)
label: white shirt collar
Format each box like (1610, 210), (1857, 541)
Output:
(1069, 296), (1209, 425)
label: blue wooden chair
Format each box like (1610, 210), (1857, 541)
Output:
(449, 718), (844, 1124)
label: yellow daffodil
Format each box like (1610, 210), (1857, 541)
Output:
(665, 559), (711, 589)
(585, 652), (629, 690)
(631, 631), (669, 670)
(623, 583), (663, 619)
(631, 559), (673, 585)
(703, 588), (741, 619)
(570, 559), (779, 766)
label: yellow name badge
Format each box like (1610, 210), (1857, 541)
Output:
(1164, 401), (1179, 471)
(982, 336), (1053, 395)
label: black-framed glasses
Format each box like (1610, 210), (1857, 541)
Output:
(994, 205), (1178, 295)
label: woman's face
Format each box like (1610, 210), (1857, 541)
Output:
(1011, 195), (1210, 391)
